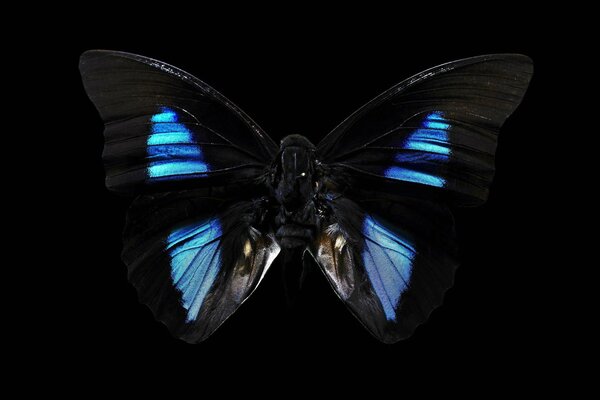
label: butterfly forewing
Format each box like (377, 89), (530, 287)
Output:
(317, 54), (533, 206)
(80, 50), (277, 194)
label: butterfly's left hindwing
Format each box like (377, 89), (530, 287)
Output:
(123, 191), (280, 343)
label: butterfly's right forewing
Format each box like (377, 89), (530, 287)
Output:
(80, 50), (277, 195)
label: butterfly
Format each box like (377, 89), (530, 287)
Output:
(80, 50), (532, 343)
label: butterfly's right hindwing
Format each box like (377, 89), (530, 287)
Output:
(310, 195), (458, 343)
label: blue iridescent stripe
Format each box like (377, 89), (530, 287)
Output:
(383, 167), (445, 187)
(167, 218), (222, 322)
(384, 111), (451, 187)
(147, 107), (209, 179)
(403, 111), (451, 155)
(361, 215), (416, 321)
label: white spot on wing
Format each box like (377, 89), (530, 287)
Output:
(334, 235), (346, 252)
(243, 240), (252, 258)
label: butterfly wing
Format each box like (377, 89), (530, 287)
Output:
(311, 55), (532, 342)
(123, 191), (279, 343)
(80, 50), (278, 194)
(309, 195), (457, 343)
(317, 54), (533, 206)
(80, 50), (280, 341)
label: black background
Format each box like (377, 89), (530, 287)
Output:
(57, 18), (554, 377)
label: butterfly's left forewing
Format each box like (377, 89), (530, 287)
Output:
(317, 54), (533, 206)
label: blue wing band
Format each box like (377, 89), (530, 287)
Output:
(310, 196), (459, 343)
(147, 107), (210, 180)
(384, 111), (451, 188)
(361, 215), (416, 321)
(166, 217), (223, 322)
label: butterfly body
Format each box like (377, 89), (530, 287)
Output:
(80, 50), (532, 343)
(269, 134), (321, 249)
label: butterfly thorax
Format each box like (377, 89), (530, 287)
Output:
(270, 135), (320, 249)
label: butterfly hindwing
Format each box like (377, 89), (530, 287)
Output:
(317, 54), (533, 206)
(80, 50), (277, 194)
(123, 191), (280, 342)
(310, 195), (458, 343)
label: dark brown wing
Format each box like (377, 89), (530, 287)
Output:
(317, 54), (533, 206)
(80, 50), (278, 194)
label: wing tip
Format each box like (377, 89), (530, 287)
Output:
(437, 53), (533, 82)
(79, 49), (113, 74)
(497, 53), (534, 75)
(79, 49), (105, 67)
(79, 49), (145, 71)
(465, 53), (532, 63)
(476, 53), (534, 77)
